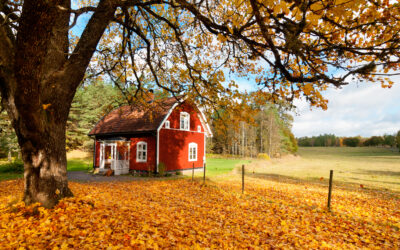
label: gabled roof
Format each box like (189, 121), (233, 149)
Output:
(88, 96), (181, 136)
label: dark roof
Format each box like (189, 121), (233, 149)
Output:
(88, 96), (181, 136)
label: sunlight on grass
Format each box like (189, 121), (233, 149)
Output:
(67, 159), (92, 172)
(251, 147), (400, 192)
(66, 150), (93, 172)
(196, 157), (248, 177)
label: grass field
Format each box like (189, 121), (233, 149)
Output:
(250, 147), (400, 192)
(0, 160), (22, 181)
(199, 158), (247, 176)
(0, 172), (22, 181)
(0, 150), (93, 180)
(66, 150), (92, 172)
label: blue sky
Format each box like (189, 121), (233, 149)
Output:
(230, 71), (400, 137)
(291, 76), (400, 137)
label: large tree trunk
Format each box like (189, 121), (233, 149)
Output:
(0, 0), (116, 207)
(21, 117), (73, 208)
(10, 0), (73, 208)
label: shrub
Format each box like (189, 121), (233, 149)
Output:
(175, 171), (182, 175)
(158, 162), (166, 177)
(363, 136), (384, 146)
(82, 140), (95, 152)
(147, 165), (154, 177)
(343, 137), (360, 147)
(0, 160), (24, 173)
(257, 153), (271, 160)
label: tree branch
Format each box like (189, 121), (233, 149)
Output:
(64, 0), (117, 94)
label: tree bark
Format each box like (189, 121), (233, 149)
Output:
(0, 0), (116, 207)
(21, 121), (73, 208)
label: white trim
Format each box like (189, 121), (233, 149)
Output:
(136, 141), (147, 162)
(188, 142), (198, 161)
(204, 133), (206, 164)
(99, 142), (121, 171)
(180, 112), (190, 131)
(160, 127), (205, 134)
(156, 101), (182, 169)
(156, 98), (185, 131)
(156, 129), (159, 171)
(165, 120), (170, 128)
(197, 125), (201, 132)
(197, 108), (213, 137)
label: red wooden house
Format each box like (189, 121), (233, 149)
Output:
(88, 97), (212, 175)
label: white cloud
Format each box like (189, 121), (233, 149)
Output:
(292, 77), (400, 137)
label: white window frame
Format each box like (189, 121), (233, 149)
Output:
(136, 141), (147, 162)
(165, 120), (170, 128)
(180, 112), (190, 131)
(188, 142), (197, 161)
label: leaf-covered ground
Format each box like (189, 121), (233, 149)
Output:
(0, 177), (399, 248)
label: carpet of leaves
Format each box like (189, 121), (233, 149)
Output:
(0, 177), (399, 249)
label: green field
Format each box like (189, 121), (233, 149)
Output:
(0, 154), (93, 181)
(0, 160), (22, 181)
(251, 147), (400, 192)
(67, 159), (92, 172)
(202, 158), (247, 176)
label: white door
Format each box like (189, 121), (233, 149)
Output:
(114, 142), (130, 175)
(100, 142), (117, 171)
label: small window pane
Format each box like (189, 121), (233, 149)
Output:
(137, 142), (147, 162)
(189, 143), (197, 161)
(180, 112), (190, 130)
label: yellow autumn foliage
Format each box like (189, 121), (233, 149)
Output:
(0, 178), (399, 248)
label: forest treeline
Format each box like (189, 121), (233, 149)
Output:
(2, 82), (399, 159)
(0, 82), (123, 158)
(3, 81), (399, 159)
(209, 98), (298, 158)
(297, 133), (400, 148)
(0, 82), (298, 159)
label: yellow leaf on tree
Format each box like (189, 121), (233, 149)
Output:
(42, 104), (51, 110)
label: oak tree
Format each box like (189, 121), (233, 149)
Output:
(0, 0), (399, 207)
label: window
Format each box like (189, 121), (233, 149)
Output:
(180, 112), (190, 131)
(165, 120), (170, 128)
(197, 125), (201, 132)
(189, 143), (197, 161)
(136, 141), (147, 162)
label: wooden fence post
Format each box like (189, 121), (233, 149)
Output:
(192, 163), (194, 182)
(327, 170), (333, 211)
(242, 164), (245, 194)
(203, 163), (206, 185)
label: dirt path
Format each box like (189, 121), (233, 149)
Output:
(67, 171), (142, 182)
(67, 171), (184, 182)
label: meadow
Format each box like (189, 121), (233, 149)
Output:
(249, 147), (400, 193)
